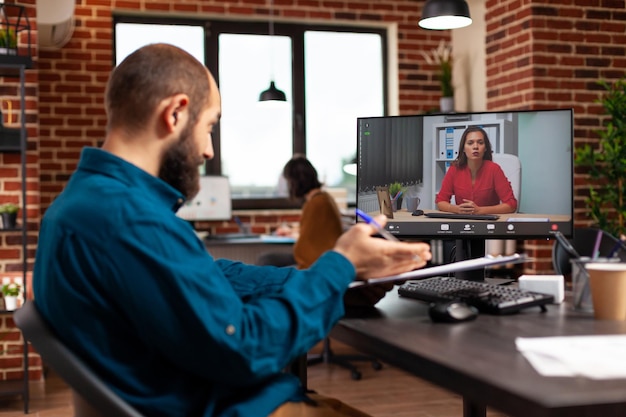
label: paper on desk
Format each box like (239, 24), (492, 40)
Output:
(259, 235), (296, 243)
(516, 335), (626, 379)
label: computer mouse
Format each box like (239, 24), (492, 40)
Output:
(412, 209), (424, 216)
(428, 301), (478, 323)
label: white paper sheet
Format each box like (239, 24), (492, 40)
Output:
(516, 335), (626, 379)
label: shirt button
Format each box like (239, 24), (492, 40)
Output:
(177, 198), (184, 205)
(226, 324), (236, 335)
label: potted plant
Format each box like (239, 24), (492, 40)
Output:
(0, 27), (17, 55)
(0, 202), (19, 229)
(389, 182), (407, 211)
(575, 76), (626, 238)
(2, 282), (21, 310)
(421, 40), (454, 112)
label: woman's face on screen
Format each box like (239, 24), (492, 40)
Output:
(463, 131), (487, 161)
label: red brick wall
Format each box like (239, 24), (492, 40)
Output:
(485, 0), (626, 274)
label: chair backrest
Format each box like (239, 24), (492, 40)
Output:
(13, 301), (145, 417)
(492, 153), (521, 210)
(552, 228), (626, 276)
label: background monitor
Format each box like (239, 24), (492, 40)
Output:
(356, 109), (574, 243)
(177, 176), (232, 222)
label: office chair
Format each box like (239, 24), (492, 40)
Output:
(14, 301), (145, 417)
(552, 227), (626, 276)
(307, 336), (382, 380)
(486, 153), (522, 266)
(492, 153), (522, 209)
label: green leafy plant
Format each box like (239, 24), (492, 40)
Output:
(0, 28), (17, 49)
(389, 182), (406, 198)
(0, 202), (19, 214)
(421, 40), (454, 98)
(1, 282), (20, 297)
(575, 77), (626, 238)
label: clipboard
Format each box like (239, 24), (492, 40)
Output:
(348, 253), (529, 288)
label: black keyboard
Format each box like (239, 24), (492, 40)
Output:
(398, 277), (554, 314)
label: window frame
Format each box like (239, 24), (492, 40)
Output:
(113, 14), (388, 210)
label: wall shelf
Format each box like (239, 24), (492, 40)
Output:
(0, 59), (29, 412)
(0, 127), (21, 152)
(0, 4), (32, 70)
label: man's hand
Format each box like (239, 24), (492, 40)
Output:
(333, 214), (431, 280)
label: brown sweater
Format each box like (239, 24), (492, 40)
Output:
(293, 191), (343, 269)
(294, 191), (391, 306)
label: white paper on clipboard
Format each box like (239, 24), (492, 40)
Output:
(348, 253), (528, 288)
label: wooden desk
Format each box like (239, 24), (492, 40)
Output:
(204, 236), (294, 264)
(332, 291), (626, 417)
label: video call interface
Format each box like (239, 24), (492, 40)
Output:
(356, 109), (574, 240)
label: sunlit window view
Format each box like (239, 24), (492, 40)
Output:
(218, 34), (293, 197)
(115, 23), (205, 64)
(304, 31), (384, 203)
(114, 20), (386, 206)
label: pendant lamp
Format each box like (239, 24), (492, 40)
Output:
(419, 0), (472, 30)
(259, 0), (287, 102)
(259, 81), (286, 102)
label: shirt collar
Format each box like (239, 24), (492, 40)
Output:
(77, 147), (186, 212)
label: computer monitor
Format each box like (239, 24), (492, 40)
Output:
(356, 109), (574, 277)
(177, 176), (232, 221)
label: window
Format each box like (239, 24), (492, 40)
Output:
(114, 17), (387, 208)
(217, 33), (293, 198)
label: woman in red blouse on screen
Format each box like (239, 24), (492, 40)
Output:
(435, 126), (517, 215)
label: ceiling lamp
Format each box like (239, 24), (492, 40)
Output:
(259, 0), (287, 102)
(259, 81), (286, 102)
(419, 0), (473, 30)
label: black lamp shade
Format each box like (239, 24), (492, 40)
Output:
(259, 81), (287, 102)
(419, 0), (472, 30)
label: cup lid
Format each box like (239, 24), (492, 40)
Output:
(585, 262), (626, 271)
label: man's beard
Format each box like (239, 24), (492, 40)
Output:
(159, 124), (205, 200)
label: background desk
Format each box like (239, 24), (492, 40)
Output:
(204, 236), (294, 264)
(332, 291), (626, 417)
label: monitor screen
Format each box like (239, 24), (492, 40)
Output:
(177, 176), (232, 222)
(356, 109), (574, 241)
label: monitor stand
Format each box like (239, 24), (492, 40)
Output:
(454, 239), (486, 281)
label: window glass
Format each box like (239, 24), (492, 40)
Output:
(113, 19), (386, 207)
(304, 31), (384, 203)
(218, 34), (293, 197)
(115, 23), (205, 64)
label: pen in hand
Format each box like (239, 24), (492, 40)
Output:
(355, 208), (399, 242)
(355, 209), (422, 263)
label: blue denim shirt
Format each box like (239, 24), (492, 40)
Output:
(34, 147), (355, 417)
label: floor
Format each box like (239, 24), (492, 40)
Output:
(0, 340), (509, 417)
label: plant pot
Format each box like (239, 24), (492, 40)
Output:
(0, 212), (17, 229)
(440, 96), (455, 113)
(393, 197), (403, 212)
(3, 295), (18, 310)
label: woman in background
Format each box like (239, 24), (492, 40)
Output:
(435, 126), (517, 215)
(278, 155), (392, 306)
(280, 155), (344, 269)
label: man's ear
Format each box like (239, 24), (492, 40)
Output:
(162, 94), (189, 132)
